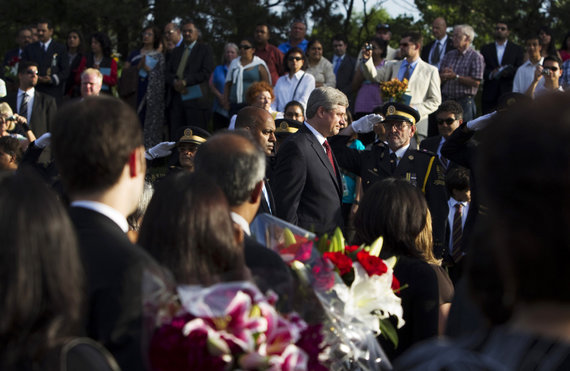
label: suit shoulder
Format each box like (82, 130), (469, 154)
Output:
(414, 147), (438, 158)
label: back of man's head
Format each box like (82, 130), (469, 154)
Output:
(194, 131), (265, 207)
(52, 96), (143, 195)
(235, 106), (268, 130)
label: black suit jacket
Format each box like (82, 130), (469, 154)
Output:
(2, 90), (56, 136)
(334, 54), (356, 102)
(273, 124), (344, 235)
(69, 206), (160, 371)
(257, 179), (276, 216)
(22, 40), (69, 103)
(481, 41), (524, 112)
(165, 42), (214, 110)
(421, 37), (455, 66)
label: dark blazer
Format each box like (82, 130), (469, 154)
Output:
(257, 179), (276, 216)
(273, 124), (344, 235)
(2, 90), (57, 136)
(481, 41), (524, 113)
(421, 37), (455, 66)
(22, 40), (69, 103)
(334, 54), (357, 102)
(68, 206), (160, 371)
(165, 42), (214, 110)
(419, 135), (460, 173)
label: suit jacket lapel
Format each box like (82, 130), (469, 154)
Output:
(303, 126), (341, 194)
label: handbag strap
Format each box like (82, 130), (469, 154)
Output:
(291, 71), (306, 102)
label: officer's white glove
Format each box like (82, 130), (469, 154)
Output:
(145, 141), (176, 160)
(351, 114), (384, 133)
(34, 132), (51, 149)
(466, 111), (496, 131)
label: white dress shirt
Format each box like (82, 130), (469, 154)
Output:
(231, 211), (251, 236)
(272, 70), (316, 112)
(495, 41), (507, 66)
(513, 57), (544, 93)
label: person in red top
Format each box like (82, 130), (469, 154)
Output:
(75, 32), (118, 94)
(254, 23), (284, 86)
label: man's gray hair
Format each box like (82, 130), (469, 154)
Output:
(455, 24), (475, 43)
(305, 86), (349, 119)
(193, 131), (266, 207)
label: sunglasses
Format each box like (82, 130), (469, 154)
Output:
(437, 118), (457, 125)
(239, 45), (252, 50)
(543, 66), (559, 71)
(26, 69), (39, 75)
(495, 26), (507, 31)
(288, 56), (303, 62)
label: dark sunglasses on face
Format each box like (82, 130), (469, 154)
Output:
(288, 56), (303, 62)
(495, 26), (507, 31)
(437, 117), (457, 125)
(26, 70), (39, 75)
(543, 66), (559, 72)
(239, 45), (252, 50)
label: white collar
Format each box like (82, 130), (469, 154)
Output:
(71, 200), (129, 233)
(289, 69), (305, 80)
(304, 121), (326, 145)
(390, 143), (410, 159)
(18, 88), (35, 97)
(231, 211), (250, 236)
(436, 35), (448, 45)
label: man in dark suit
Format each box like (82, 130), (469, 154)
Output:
(480, 21), (524, 113)
(331, 34), (357, 109)
(165, 20), (214, 137)
(273, 87), (347, 235)
(420, 100), (463, 173)
(234, 106), (277, 216)
(331, 102), (448, 258)
(51, 96), (160, 371)
(21, 19), (68, 105)
(2, 27), (33, 86)
(1, 61), (56, 137)
(421, 17), (455, 69)
(193, 131), (292, 301)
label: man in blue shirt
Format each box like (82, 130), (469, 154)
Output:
(278, 20), (309, 54)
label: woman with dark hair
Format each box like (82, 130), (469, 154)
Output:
(138, 172), (249, 285)
(272, 46), (315, 112)
(353, 178), (439, 361)
(559, 31), (570, 62)
(76, 32), (118, 94)
(65, 29), (85, 98)
(123, 26), (165, 147)
(0, 171), (119, 370)
(305, 39), (336, 88)
(224, 37), (270, 117)
(538, 26), (560, 59)
(353, 37), (387, 119)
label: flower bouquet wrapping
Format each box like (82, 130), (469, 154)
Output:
(251, 214), (403, 370)
(380, 78), (411, 105)
(144, 275), (327, 371)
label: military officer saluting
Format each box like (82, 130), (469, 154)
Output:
(330, 102), (448, 257)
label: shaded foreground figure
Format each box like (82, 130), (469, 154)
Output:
(52, 96), (161, 371)
(396, 93), (570, 370)
(353, 178), (439, 361)
(0, 171), (119, 371)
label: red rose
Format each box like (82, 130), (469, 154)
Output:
(312, 259), (335, 291)
(323, 251), (353, 276)
(391, 275), (400, 292)
(344, 245), (360, 253)
(356, 251), (388, 277)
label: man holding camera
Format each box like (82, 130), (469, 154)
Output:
(526, 55), (564, 98)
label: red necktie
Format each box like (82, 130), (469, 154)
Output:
(323, 140), (337, 176)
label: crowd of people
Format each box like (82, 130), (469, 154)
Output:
(1, 15), (570, 371)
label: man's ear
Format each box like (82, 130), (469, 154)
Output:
(128, 146), (145, 178)
(250, 180), (263, 204)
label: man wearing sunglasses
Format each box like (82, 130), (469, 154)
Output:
(0, 61), (56, 139)
(527, 55), (564, 98)
(420, 100), (463, 172)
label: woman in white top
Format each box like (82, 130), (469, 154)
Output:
(224, 37), (270, 117)
(272, 47), (315, 112)
(305, 39), (336, 88)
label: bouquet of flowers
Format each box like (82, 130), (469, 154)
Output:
(251, 214), (402, 370)
(146, 280), (327, 371)
(380, 78), (411, 105)
(4, 56), (21, 80)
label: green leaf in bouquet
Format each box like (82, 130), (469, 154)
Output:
(316, 233), (329, 254)
(283, 228), (297, 247)
(379, 317), (399, 348)
(331, 227), (345, 253)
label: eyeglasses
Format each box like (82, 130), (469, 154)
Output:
(239, 45), (252, 50)
(288, 56), (303, 62)
(436, 117), (457, 125)
(543, 66), (559, 71)
(26, 69), (39, 75)
(383, 121), (410, 130)
(495, 26), (507, 31)
(142, 32), (154, 37)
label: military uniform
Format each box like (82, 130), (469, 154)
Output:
(330, 102), (449, 257)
